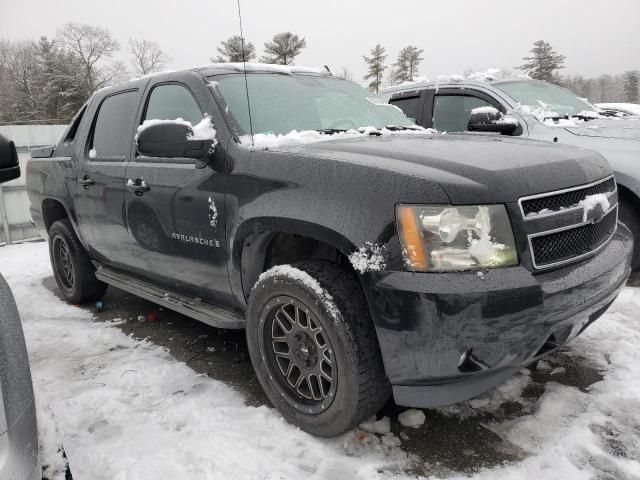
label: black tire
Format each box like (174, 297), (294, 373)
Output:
(49, 219), (108, 304)
(619, 198), (640, 272)
(246, 261), (390, 437)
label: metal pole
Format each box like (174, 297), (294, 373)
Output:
(0, 185), (11, 245)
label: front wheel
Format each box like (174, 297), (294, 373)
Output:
(49, 219), (108, 304)
(246, 261), (390, 437)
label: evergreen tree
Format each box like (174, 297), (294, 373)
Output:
(390, 45), (424, 84)
(261, 32), (306, 65)
(363, 44), (387, 93)
(518, 40), (566, 82)
(212, 35), (256, 63)
(623, 71), (639, 103)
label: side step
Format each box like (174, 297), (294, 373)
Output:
(95, 266), (245, 329)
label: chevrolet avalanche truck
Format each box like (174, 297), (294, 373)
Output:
(0, 134), (40, 480)
(26, 64), (632, 437)
(380, 77), (640, 273)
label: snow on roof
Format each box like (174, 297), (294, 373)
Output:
(381, 68), (532, 93)
(196, 62), (329, 76)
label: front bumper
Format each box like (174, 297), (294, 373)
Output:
(362, 228), (632, 408)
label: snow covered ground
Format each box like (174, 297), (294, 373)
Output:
(1, 241), (640, 480)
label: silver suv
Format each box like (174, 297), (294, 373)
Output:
(381, 77), (640, 272)
(0, 134), (40, 480)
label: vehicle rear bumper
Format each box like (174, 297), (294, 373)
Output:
(362, 228), (632, 408)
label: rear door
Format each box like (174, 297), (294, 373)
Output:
(76, 90), (139, 268)
(124, 78), (233, 305)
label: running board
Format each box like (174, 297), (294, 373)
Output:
(95, 266), (245, 329)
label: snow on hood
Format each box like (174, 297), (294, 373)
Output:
(596, 103), (640, 117)
(239, 126), (437, 149)
(517, 104), (640, 140)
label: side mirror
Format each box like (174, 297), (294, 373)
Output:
(468, 107), (519, 135)
(136, 122), (213, 169)
(0, 134), (20, 184)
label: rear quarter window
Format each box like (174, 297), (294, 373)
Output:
(90, 90), (139, 159)
(389, 95), (421, 121)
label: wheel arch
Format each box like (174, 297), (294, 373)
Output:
(231, 217), (357, 304)
(41, 198), (72, 232)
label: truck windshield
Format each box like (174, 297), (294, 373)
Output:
(212, 73), (415, 137)
(496, 80), (595, 117)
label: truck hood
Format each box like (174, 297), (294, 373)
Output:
(271, 134), (611, 204)
(563, 117), (640, 141)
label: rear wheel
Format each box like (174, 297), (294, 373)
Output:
(246, 261), (390, 437)
(49, 219), (107, 304)
(619, 198), (640, 272)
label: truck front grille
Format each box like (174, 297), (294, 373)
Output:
(530, 208), (618, 267)
(519, 176), (618, 269)
(520, 177), (616, 217)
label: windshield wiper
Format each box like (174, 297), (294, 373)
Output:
(314, 128), (348, 134)
(383, 125), (422, 131)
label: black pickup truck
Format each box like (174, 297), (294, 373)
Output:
(27, 64), (632, 437)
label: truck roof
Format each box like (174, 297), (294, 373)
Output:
(380, 76), (537, 96)
(94, 62), (333, 98)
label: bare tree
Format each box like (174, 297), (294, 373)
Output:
(129, 38), (171, 76)
(57, 22), (121, 94)
(0, 40), (44, 120)
(336, 67), (354, 81)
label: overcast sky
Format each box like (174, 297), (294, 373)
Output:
(1, 0), (638, 84)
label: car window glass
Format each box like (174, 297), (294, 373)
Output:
(432, 95), (494, 132)
(143, 84), (203, 126)
(214, 74), (414, 136)
(389, 96), (420, 121)
(91, 91), (138, 158)
(64, 105), (87, 143)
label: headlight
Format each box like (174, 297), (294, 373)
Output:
(396, 204), (518, 271)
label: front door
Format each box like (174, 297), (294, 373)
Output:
(76, 90), (139, 269)
(124, 81), (233, 305)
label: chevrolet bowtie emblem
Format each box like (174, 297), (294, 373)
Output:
(583, 203), (606, 224)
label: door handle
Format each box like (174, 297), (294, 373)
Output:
(126, 178), (150, 196)
(79, 176), (95, 189)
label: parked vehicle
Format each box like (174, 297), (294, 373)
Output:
(27, 64), (632, 437)
(596, 103), (640, 117)
(381, 78), (640, 272)
(0, 134), (40, 480)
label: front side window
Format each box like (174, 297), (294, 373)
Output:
(213, 74), (414, 136)
(432, 95), (494, 132)
(143, 84), (203, 125)
(91, 91), (138, 158)
(495, 80), (594, 116)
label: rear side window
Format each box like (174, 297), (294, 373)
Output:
(91, 90), (138, 159)
(64, 105), (87, 143)
(143, 84), (203, 125)
(390, 95), (421, 121)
